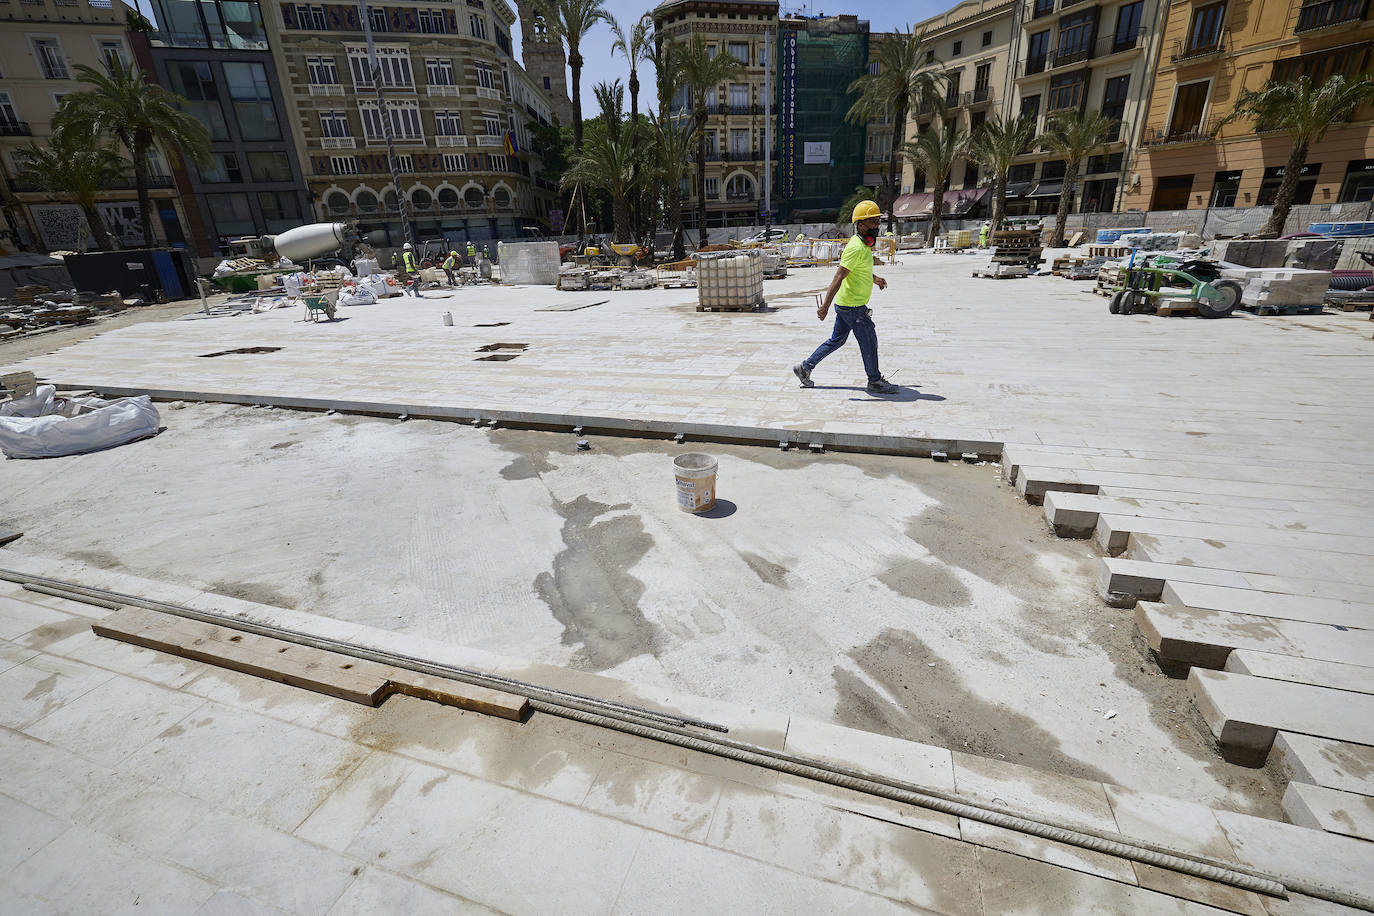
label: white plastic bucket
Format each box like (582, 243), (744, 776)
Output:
(673, 452), (718, 513)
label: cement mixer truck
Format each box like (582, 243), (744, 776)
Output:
(227, 221), (371, 267)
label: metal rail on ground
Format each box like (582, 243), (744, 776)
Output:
(7, 567), (1372, 912)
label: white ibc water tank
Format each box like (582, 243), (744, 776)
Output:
(271, 223), (348, 262)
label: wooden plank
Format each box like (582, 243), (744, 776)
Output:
(384, 671), (528, 721)
(1272, 733), (1374, 799)
(1226, 649), (1374, 696)
(1187, 669), (1374, 764)
(1136, 601), (1374, 668)
(1161, 581), (1374, 630)
(94, 607), (529, 720)
(1282, 782), (1374, 842)
(95, 607), (393, 705)
(1043, 491), (1371, 539)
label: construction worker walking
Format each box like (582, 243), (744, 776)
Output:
(401, 242), (422, 297)
(442, 249), (460, 287)
(466, 240), (476, 266)
(792, 200), (899, 395)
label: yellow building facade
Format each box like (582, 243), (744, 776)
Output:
(1127, 0), (1374, 212)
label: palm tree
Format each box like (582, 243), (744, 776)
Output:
(845, 29), (945, 224)
(903, 121), (967, 246)
(608, 12), (654, 123)
(563, 82), (640, 242)
(1041, 108), (1115, 246)
(17, 136), (127, 251)
(535, 0), (608, 151)
(52, 60), (210, 248)
(651, 117), (696, 260)
(51, 61), (209, 248)
(1219, 74), (1374, 235)
(969, 113), (1036, 233)
(675, 35), (744, 249)
(838, 186), (877, 225)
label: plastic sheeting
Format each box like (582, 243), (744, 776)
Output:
(0, 385), (160, 459)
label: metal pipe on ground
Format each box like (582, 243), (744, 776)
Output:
(9, 567), (1372, 912)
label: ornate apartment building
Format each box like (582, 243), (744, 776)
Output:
(266, 0), (557, 244)
(653, 0), (779, 227)
(876, 0), (1020, 222)
(0, 0), (190, 252)
(1001, 0), (1168, 216)
(1126, 0), (1374, 212)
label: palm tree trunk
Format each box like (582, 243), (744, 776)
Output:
(669, 184), (685, 261)
(695, 108), (708, 250)
(1052, 165), (1077, 247)
(928, 185), (944, 246)
(992, 173), (1006, 233)
(629, 67), (641, 244)
(80, 202), (114, 251)
(1263, 142), (1308, 236)
(570, 51), (585, 151)
(612, 192), (630, 243)
(132, 138), (156, 247)
(885, 100), (908, 223)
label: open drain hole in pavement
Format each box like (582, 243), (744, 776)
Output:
(474, 322), (510, 327)
(198, 346), (283, 358)
(475, 342), (528, 352)
(476, 354), (520, 361)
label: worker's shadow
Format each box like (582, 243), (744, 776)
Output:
(811, 385), (945, 403)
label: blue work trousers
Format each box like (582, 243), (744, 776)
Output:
(803, 305), (881, 383)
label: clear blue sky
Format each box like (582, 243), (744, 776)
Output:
(516, 0), (956, 119)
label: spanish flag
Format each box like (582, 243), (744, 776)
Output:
(503, 131), (519, 156)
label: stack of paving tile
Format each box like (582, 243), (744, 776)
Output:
(1001, 443), (1374, 846)
(1115, 231), (1183, 251)
(1236, 268), (1331, 314)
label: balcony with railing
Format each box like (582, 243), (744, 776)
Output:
(475, 86), (502, 101)
(0, 121), (32, 137)
(427, 84), (461, 97)
(1049, 43), (1095, 69)
(1140, 117), (1222, 148)
(1170, 33), (1227, 63)
(1026, 0), (1055, 21)
(1020, 54), (1048, 77)
(970, 86), (993, 105)
(475, 134), (504, 147)
(944, 87), (962, 106)
(309, 83), (344, 96)
(319, 136), (356, 149)
(1295, 0), (1369, 31)
(720, 149), (763, 162)
(1107, 25), (1146, 55)
(435, 135), (468, 147)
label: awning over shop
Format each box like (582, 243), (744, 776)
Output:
(892, 192), (934, 218)
(946, 187), (989, 216)
(1027, 181), (1064, 199)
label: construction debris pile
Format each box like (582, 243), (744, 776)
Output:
(0, 286), (139, 340)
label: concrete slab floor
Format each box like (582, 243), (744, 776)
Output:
(0, 403), (1283, 817)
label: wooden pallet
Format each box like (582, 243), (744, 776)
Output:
(1324, 299), (1374, 312)
(696, 303), (763, 312)
(1088, 245), (1130, 259)
(1240, 303), (1325, 316)
(1155, 299), (1199, 317)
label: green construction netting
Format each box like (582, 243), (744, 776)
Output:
(776, 22), (869, 221)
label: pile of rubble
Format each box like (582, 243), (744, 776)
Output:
(0, 286), (139, 339)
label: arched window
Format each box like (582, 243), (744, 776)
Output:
(726, 174), (755, 200)
(325, 191), (350, 215)
(410, 187), (433, 210)
(438, 187), (460, 210)
(464, 186), (485, 208)
(492, 186), (511, 208)
(355, 190), (379, 213)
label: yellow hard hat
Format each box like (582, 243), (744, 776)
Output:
(853, 200), (881, 221)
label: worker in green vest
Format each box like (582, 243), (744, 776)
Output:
(442, 249), (460, 286)
(979, 222), (991, 248)
(466, 240), (476, 265)
(401, 242), (421, 297)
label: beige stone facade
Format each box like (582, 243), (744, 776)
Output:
(653, 0), (778, 227)
(0, 0), (189, 251)
(265, 0), (555, 244)
(514, 0), (572, 125)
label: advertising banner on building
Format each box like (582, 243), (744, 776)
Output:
(803, 141), (831, 165)
(779, 27), (798, 200)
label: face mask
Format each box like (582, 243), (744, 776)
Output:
(860, 232), (876, 247)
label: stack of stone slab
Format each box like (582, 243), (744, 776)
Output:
(1211, 238), (1343, 270)
(1116, 231), (1183, 251)
(1231, 268), (1331, 312)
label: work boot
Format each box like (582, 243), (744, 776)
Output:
(866, 377), (899, 394)
(792, 363), (814, 388)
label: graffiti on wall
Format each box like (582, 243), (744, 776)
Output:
(30, 202), (147, 250)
